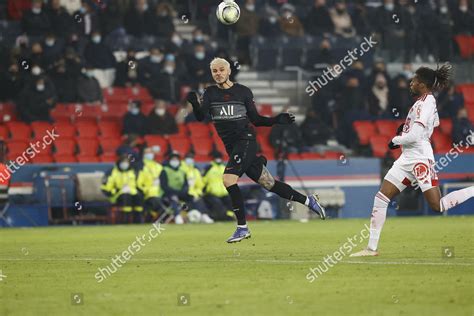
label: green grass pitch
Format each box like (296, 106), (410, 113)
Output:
(0, 217), (473, 316)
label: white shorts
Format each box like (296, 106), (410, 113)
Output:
(384, 157), (439, 193)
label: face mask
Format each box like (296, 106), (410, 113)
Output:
(459, 6), (468, 12)
(440, 6), (448, 14)
(164, 66), (174, 74)
(194, 35), (203, 42)
(269, 16), (277, 24)
(195, 52), (205, 60)
(384, 4), (394, 11)
(32, 7), (41, 14)
(169, 159), (180, 168)
(246, 5), (255, 11)
(36, 84), (45, 91)
(92, 36), (101, 44)
(45, 39), (55, 47)
(198, 88), (205, 95)
(142, 4), (148, 11)
(85, 71), (94, 77)
(32, 66), (41, 76)
(172, 36), (182, 46)
(215, 158), (222, 164)
(119, 161), (130, 170)
(160, 11), (168, 17)
(150, 55), (163, 63)
(79, 7), (86, 13)
(403, 70), (413, 79)
(185, 157), (194, 166)
(155, 108), (166, 116)
(165, 54), (175, 62)
(144, 153), (154, 161)
(130, 108), (140, 115)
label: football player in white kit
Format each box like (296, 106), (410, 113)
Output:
(351, 64), (474, 257)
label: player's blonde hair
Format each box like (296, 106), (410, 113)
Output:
(210, 57), (231, 71)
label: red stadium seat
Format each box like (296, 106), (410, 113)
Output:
(54, 139), (76, 155)
(0, 103), (17, 122)
(322, 151), (344, 160)
(144, 135), (169, 153)
(374, 120), (398, 137)
(53, 122), (77, 138)
(257, 104), (273, 116)
(7, 140), (28, 156)
(54, 154), (77, 163)
(287, 153), (302, 160)
(50, 104), (73, 122)
(101, 104), (128, 121)
(74, 105), (102, 122)
(100, 153), (118, 162)
(300, 152), (323, 160)
(76, 155), (100, 163)
(168, 136), (191, 157)
(75, 121), (99, 138)
(454, 35), (474, 59)
(432, 130), (452, 153)
(213, 134), (227, 155)
(99, 137), (122, 154)
(187, 122), (211, 137)
(439, 119), (453, 135)
(457, 83), (474, 104)
(0, 125), (8, 140)
(255, 126), (271, 138)
(31, 154), (54, 164)
(353, 121), (376, 145)
(77, 138), (99, 156)
(191, 137), (213, 156)
(6, 122), (31, 141)
(99, 121), (121, 138)
(194, 154), (212, 162)
(31, 121), (53, 138)
(369, 135), (390, 158)
(177, 124), (189, 137)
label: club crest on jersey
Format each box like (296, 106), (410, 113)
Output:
(220, 105), (234, 116)
(413, 162), (430, 184)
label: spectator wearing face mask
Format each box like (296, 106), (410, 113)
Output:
(146, 99), (178, 135)
(437, 82), (465, 119)
(166, 31), (189, 56)
(148, 58), (182, 102)
(389, 76), (411, 119)
(47, 0), (74, 38)
(180, 153), (214, 223)
(453, 108), (474, 145)
(185, 44), (212, 86)
(77, 67), (102, 103)
(234, 0), (259, 65)
(28, 42), (46, 71)
(84, 31), (116, 69)
(0, 63), (23, 101)
(279, 3), (304, 37)
(368, 73), (390, 118)
(43, 34), (64, 70)
(305, 0), (334, 36)
(115, 49), (140, 87)
(72, 0), (100, 36)
(101, 155), (144, 224)
(51, 59), (78, 103)
(21, 0), (51, 36)
(453, 0), (474, 35)
(16, 76), (57, 123)
(136, 147), (165, 222)
(124, 0), (153, 37)
(146, 2), (175, 38)
(329, 0), (355, 38)
(139, 47), (164, 86)
(123, 100), (147, 136)
(160, 152), (192, 224)
(7, 0), (31, 20)
(258, 6), (281, 38)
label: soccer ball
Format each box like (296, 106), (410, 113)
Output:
(216, 0), (240, 25)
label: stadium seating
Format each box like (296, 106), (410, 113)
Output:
(353, 121), (376, 145)
(454, 35), (474, 59)
(168, 136), (191, 157)
(6, 122), (31, 141)
(187, 122), (211, 138)
(77, 138), (99, 156)
(76, 122), (99, 138)
(53, 154), (77, 163)
(0, 125), (8, 140)
(30, 122), (53, 138)
(53, 122), (77, 138)
(191, 137), (213, 156)
(53, 139), (76, 155)
(143, 135), (169, 153)
(375, 120), (399, 137)
(432, 130), (452, 154)
(98, 121), (121, 138)
(369, 135), (390, 158)
(99, 137), (122, 155)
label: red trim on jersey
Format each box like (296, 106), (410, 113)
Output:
(402, 177), (412, 187)
(431, 178), (439, 187)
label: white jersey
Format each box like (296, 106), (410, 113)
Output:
(400, 93), (439, 161)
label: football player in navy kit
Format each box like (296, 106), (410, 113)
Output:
(186, 58), (326, 243)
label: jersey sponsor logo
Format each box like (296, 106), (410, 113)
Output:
(413, 162), (430, 184)
(220, 105), (234, 116)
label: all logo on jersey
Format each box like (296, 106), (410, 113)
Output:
(413, 162), (430, 184)
(220, 105), (234, 116)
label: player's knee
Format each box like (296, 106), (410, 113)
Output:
(222, 175), (237, 188)
(258, 176), (275, 190)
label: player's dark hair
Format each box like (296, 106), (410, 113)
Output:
(415, 63), (452, 91)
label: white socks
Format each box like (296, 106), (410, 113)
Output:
(367, 192), (390, 251)
(440, 186), (474, 212)
(304, 197), (309, 206)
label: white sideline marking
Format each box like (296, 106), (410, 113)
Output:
(0, 257), (472, 266)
